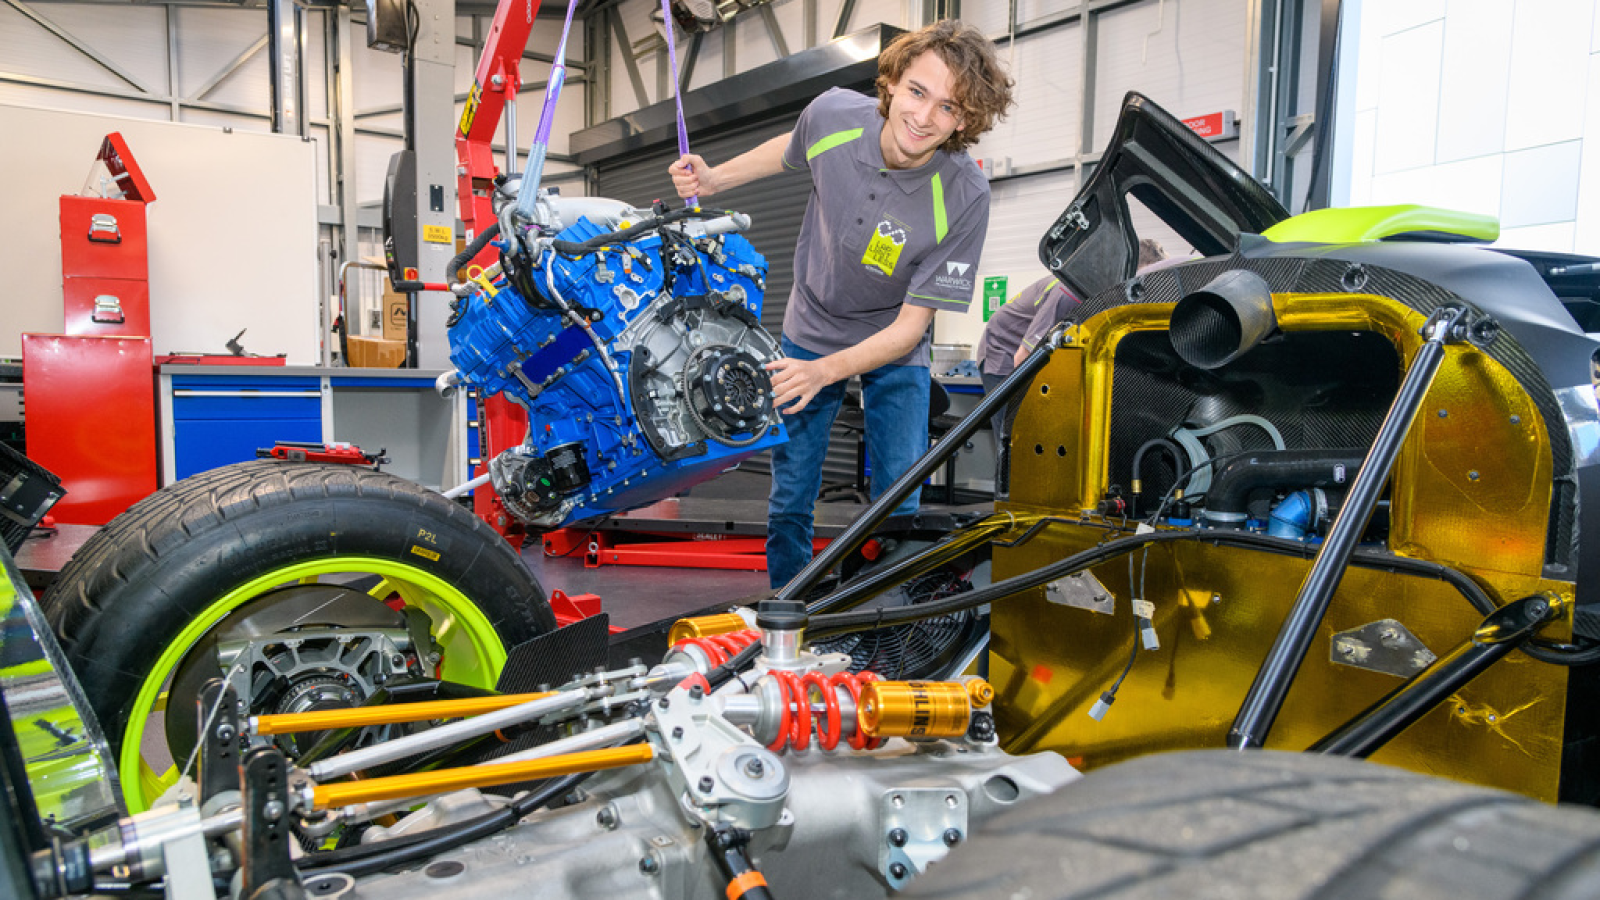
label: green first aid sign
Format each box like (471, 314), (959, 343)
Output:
(982, 276), (1008, 322)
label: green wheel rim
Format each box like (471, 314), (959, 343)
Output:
(120, 556), (508, 812)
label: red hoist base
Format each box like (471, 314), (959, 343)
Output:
(548, 589), (624, 634)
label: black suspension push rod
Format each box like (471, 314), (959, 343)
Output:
(1229, 307), (1470, 750)
(771, 324), (1071, 612)
(1311, 592), (1563, 757)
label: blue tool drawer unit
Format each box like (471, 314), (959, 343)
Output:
(168, 374), (322, 480)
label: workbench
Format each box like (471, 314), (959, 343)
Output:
(158, 364), (469, 491)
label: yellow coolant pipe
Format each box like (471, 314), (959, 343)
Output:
(311, 744), (656, 809)
(252, 691), (557, 735)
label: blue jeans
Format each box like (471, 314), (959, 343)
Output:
(767, 336), (930, 589)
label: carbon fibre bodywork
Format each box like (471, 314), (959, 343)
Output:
(999, 92), (1600, 802)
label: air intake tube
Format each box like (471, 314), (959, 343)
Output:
(1202, 449), (1366, 527)
(1169, 270), (1277, 369)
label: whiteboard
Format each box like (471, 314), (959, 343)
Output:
(0, 103), (320, 363)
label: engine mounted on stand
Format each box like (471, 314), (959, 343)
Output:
(443, 191), (786, 528)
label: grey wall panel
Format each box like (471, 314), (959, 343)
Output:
(970, 19), (1082, 170)
(0, 4), (134, 91)
(176, 7), (272, 111)
(19, 2), (170, 93)
(975, 168), (1080, 303)
(355, 131), (405, 207)
(962, 1), (1079, 36)
(1092, 0), (1247, 150)
(352, 27), (407, 112)
(179, 106), (271, 132)
(0, 80), (153, 118)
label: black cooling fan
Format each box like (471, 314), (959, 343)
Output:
(813, 569), (983, 680)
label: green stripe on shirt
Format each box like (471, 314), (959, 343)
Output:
(931, 172), (948, 243)
(909, 291), (969, 306)
(806, 128), (864, 160)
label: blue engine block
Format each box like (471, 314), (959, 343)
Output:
(447, 198), (786, 528)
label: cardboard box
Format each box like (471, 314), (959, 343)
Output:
(346, 335), (407, 368)
(382, 282), (410, 342)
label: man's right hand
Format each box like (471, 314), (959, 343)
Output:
(669, 154), (716, 199)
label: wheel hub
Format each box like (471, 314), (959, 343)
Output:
(167, 584), (437, 763)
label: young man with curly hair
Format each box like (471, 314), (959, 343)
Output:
(669, 20), (1014, 588)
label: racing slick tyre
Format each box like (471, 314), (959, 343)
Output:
(905, 749), (1600, 900)
(42, 460), (555, 812)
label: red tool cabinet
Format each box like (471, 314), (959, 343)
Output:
(22, 134), (160, 524)
(59, 134), (155, 337)
(22, 334), (158, 525)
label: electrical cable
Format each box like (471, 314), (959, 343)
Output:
(805, 528), (1600, 666)
(296, 770), (592, 878)
(1089, 608), (1142, 722)
(447, 222), (501, 285)
(705, 640), (761, 691)
(547, 206), (737, 257)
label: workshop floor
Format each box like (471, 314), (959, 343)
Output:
(517, 467), (993, 631)
(519, 469), (774, 631)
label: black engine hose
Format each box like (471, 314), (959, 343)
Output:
(296, 770), (592, 878)
(806, 529), (1600, 666)
(1204, 449), (1367, 520)
(549, 206), (736, 257)
(1130, 438), (1186, 514)
(446, 221), (501, 283)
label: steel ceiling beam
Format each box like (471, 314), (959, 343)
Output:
(757, 4), (789, 58)
(571, 22), (899, 165)
(192, 34), (269, 101)
(4, 0), (156, 94)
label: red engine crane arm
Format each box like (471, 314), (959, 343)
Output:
(452, 0), (540, 541)
(454, 0), (540, 266)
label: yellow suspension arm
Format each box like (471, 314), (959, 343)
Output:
(252, 691), (557, 735)
(310, 744), (656, 809)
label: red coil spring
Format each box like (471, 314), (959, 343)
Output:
(671, 630), (760, 691)
(671, 630), (760, 668)
(767, 670), (882, 753)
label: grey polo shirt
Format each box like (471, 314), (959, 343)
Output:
(977, 276), (1065, 378)
(1018, 277), (1079, 360)
(780, 88), (991, 368)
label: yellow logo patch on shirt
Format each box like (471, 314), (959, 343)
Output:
(862, 217), (908, 277)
